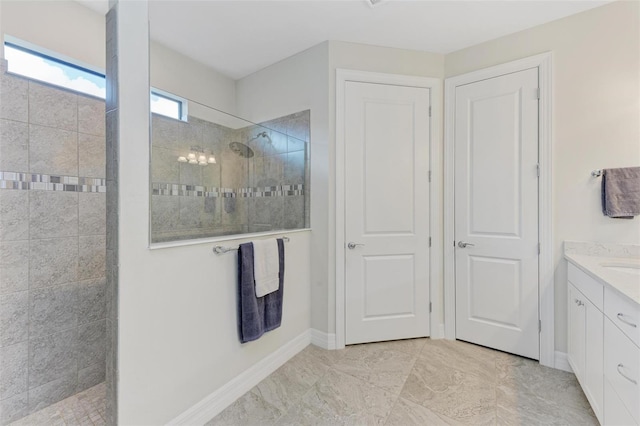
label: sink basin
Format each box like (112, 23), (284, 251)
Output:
(600, 262), (640, 275)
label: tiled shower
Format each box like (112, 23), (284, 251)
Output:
(0, 61), (106, 424)
(150, 108), (309, 244)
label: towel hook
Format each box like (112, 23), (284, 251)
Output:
(591, 169), (603, 178)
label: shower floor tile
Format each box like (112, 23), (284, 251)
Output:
(8, 383), (105, 426)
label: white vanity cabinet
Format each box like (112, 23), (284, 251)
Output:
(567, 266), (604, 423)
(567, 261), (639, 426)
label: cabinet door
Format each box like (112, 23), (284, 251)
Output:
(585, 297), (604, 423)
(568, 283), (586, 380)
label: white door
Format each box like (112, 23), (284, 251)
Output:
(454, 68), (540, 359)
(344, 81), (430, 345)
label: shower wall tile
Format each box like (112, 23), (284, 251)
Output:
(29, 283), (78, 338)
(28, 329), (77, 389)
(0, 342), (28, 400)
(77, 361), (105, 393)
(151, 115), (182, 149)
(203, 197), (221, 228)
(250, 198), (283, 231)
(0, 392), (28, 425)
(201, 163), (221, 188)
(1, 66), (107, 423)
(79, 192), (106, 236)
(284, 196), (305, 230)
(287, 110), (310, 142)
(27, 373), (77, 414)
(29, 124), (78, 176)
(151, 195), (180, 232)
(0, 73), (28, 122)
(29, 237), (78, 289)
(178, 196), (204, 229)
(78, 278), (106, 326)
(28, 82), (77, 132)
(220, 152), (248, 189)
(222, 197), (247, 228)
(287, 134), (306, 153)
(78, 235), (106, 281)
(179, 162), (202, 186)
(285, 151), (305, 184)
(79, 133), (106, 178)
(152, 146), (180, 182)
(0, 241), (29, 294)
(266, 128), (288, 156)
(0, 119), (29, 172)
(29, 191), (78, 239)
(78, 96), (106, 137)
(253, 154), (285, 188)
(77, 320), (106, 370)
(0, 190), (29, 241)
(0, 291), (29, 347)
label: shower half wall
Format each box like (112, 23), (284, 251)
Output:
(150, 108), (310, 244)
(0, 61), (106, 424)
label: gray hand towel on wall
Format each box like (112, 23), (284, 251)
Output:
(602, 167), (640, 219)
(237, 238), (285, 343)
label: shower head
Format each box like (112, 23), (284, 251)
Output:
(229, 142), (255, 158)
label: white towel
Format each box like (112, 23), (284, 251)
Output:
(253, 239), (280, 297)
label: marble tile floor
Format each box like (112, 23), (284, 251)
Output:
(207, 338), (598, 426)
(7, 383), (105, 426)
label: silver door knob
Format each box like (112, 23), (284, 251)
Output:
(347, 242), (365, 249)
(457, 241), (475, 248)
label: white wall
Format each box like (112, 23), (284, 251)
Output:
(0, 0), (105, 67)
(0, 1), (236, 114)
(445, 0), (640, 352)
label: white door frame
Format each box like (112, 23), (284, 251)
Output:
(335, 69), (443, 349)
(443, 53), (554, 367)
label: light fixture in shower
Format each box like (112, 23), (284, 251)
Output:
(177, 146), (216, 166)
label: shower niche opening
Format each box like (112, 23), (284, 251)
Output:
(150, 101), (310, 244)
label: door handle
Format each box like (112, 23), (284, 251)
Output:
(457, 241), (475, 248)
(347, 242), (365, 249)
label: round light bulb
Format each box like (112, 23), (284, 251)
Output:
(208, 156), (216, 164)
(198, 161), (208, 166)
(188, 158), (198, 164)
(198, 155), (206, 162)
(177, 156), (187, 163)
(187, 153), (196, 160)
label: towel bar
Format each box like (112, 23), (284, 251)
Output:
(213, 236), (290, 254)
(591, 169), (603, 178)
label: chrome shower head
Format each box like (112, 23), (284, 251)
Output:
(229, 142), (255, 158)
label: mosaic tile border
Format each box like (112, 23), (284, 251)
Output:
(151, 183), (304, 198)
(0, 171), (106, 192)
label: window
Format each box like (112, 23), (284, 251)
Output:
(3, 37), (186, 121)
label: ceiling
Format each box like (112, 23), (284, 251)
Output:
(78, 0), (609, 80)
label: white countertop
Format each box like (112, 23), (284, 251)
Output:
(565, 252), (640, 305)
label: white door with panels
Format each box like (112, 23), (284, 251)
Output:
(344, 81), (430, 345)
(454, 68), (540, 359)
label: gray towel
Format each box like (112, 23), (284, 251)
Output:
(602, 167), (640, 219)
(237, 239), (285, 343)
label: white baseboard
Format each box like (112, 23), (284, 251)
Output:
(430, 323), (446, 339)
(310, 329), (336, 350)
(554, 351), (573, 373)
(167, 330), (311, 425)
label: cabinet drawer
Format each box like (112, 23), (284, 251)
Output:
(604, 318), (639, 423)
(568, 263), (604, 310)
(605, 379), (638, 426)
(605, 286), (640, 347)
